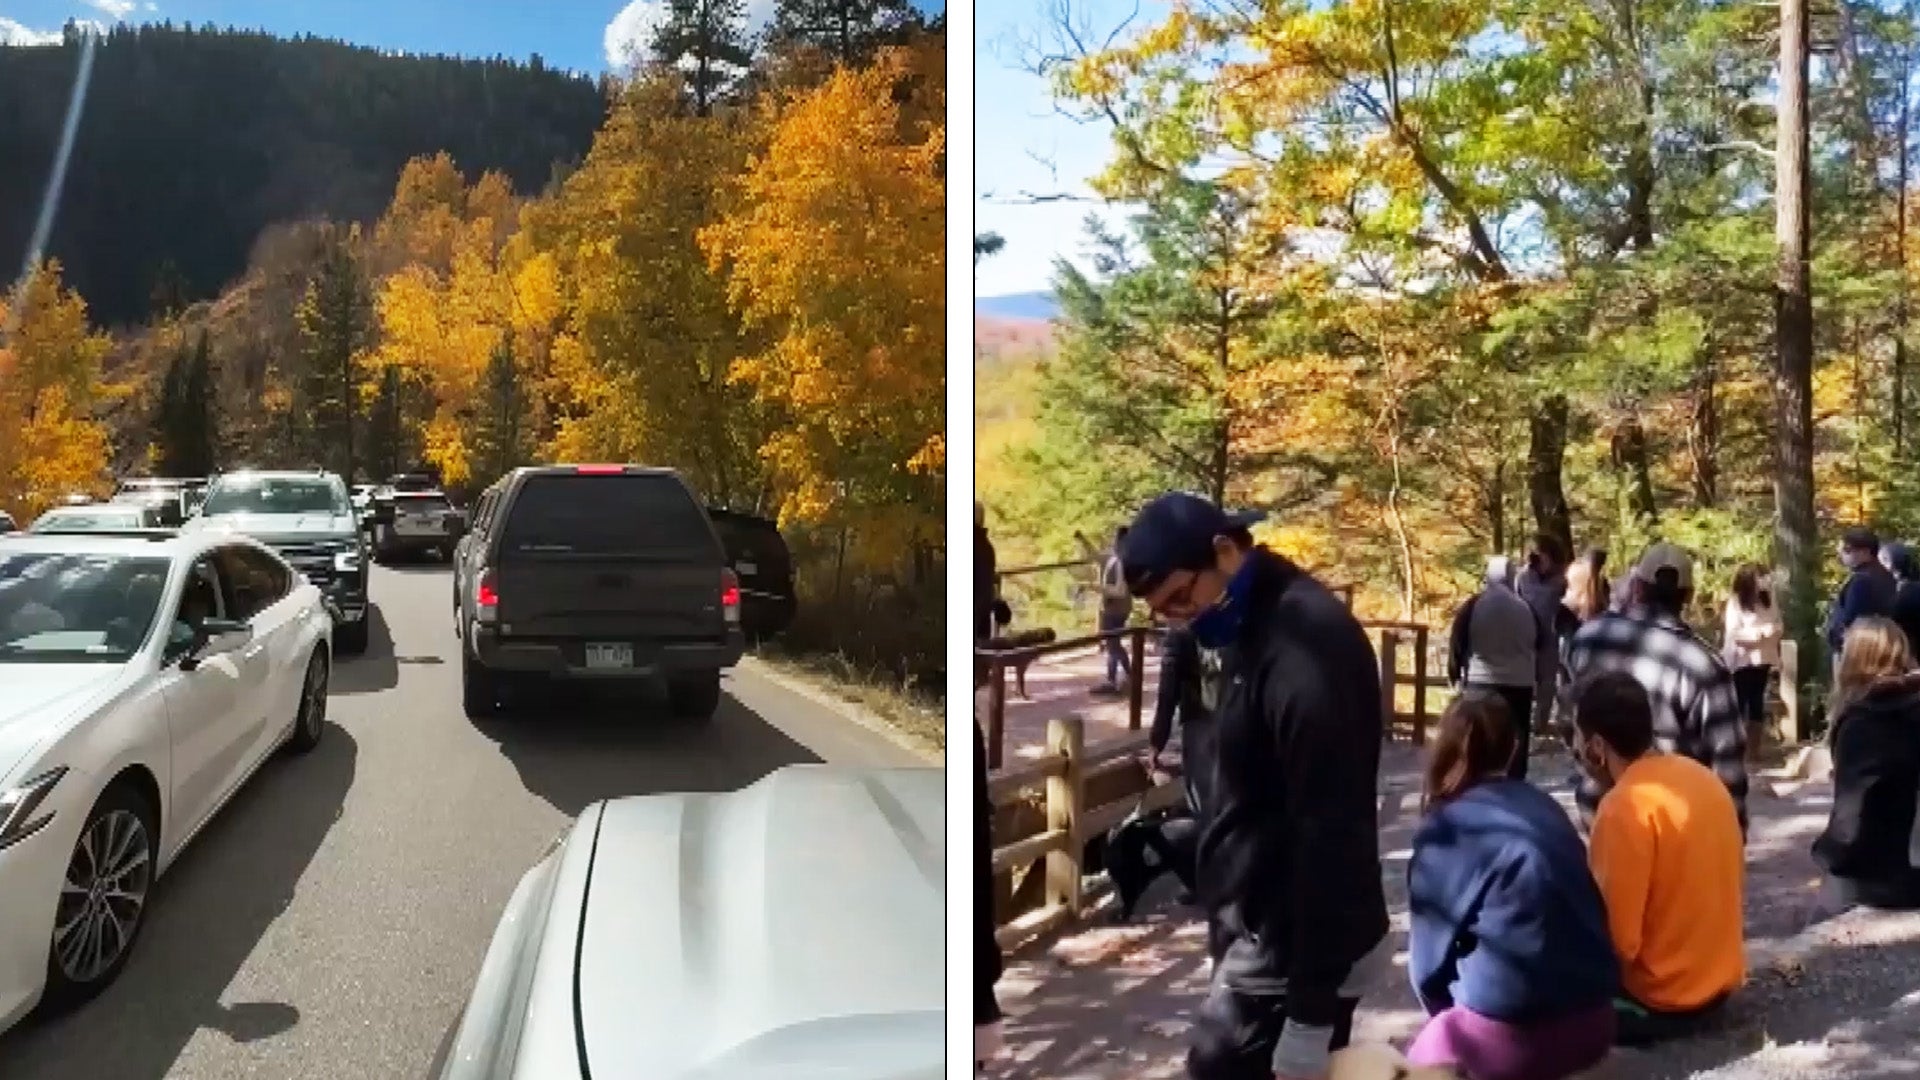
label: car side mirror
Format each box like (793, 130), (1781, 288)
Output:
(181, 617), (250, 670)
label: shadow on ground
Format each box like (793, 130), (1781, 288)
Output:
(0, 727), (358, 1079)
(375, 558), (456, 575)
(330, 606), (399, 696)
(471, 678), (824, 817)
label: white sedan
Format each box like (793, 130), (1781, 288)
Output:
(0, 530), (334, 1033)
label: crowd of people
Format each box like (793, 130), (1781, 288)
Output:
(974, 496), (1920, 1080)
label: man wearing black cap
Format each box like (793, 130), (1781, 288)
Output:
(1119, 493), (1391, 1080)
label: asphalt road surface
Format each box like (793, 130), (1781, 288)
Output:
(0, 562), (931, 1080)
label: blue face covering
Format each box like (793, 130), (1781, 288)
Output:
(1187, 556), (1258, 648)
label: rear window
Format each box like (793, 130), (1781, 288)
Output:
(709, 513), (793, 579)
(396, 494), (452, 513)
(497, 474), (717, 558)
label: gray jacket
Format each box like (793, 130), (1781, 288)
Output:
(1449, 559), (1544, 689)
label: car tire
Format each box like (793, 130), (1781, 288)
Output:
(462, 644), (499, 719)
(334, 616), (370, 656)
(667, 672), (723, 721)
(39, 780), (159, 1014)
(285, 651), (328, 754)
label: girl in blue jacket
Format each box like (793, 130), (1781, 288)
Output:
(1404, 693), (1619, 1080)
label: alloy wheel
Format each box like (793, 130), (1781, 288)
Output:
(301, 658), (327, 740)
(53, 809), (152, 984)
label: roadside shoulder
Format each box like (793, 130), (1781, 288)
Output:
(738, 654), (943, 765)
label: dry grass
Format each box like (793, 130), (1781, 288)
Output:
(752, 642), (945, 758)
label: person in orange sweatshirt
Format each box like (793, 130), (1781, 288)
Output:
(1569, 670), (1746, 1047)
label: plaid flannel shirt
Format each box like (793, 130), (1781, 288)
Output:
(1558, 607), (1750, 833)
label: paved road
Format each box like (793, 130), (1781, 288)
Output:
(0, 563), (929, 1080)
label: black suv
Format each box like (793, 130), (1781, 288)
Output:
(452, 465), (744, 720)
(705, 507), (796, 642)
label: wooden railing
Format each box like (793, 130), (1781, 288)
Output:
(976, 626), (1150, 769)
(987, 714), (1187, 951)
(984, 623), (1810, 948)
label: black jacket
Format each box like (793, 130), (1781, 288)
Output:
(1813, 672), (1920, 896)
(975, 720), (1004, 1025)
(1893, 580), (1920, 660)
(1195, 548), (1390, 1027)
(1827, 563), (1897, 654)
(974, 527), (997, 642)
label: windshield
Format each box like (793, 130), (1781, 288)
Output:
(203, 477), (347, 517)
(31, 508), (147, 532)
(0, 553), (170, 663)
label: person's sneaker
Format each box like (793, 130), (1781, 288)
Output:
(1091, 682), (1123, 697)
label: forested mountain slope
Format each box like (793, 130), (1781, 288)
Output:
(0, 24), (605, 325)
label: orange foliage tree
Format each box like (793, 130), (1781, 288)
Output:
(700, 39), (945, 560)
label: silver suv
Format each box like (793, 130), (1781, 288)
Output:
(184, 469), (371, 653)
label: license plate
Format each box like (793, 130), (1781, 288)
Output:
(736, 560), (758, 575)
(584, 642), (633, 669)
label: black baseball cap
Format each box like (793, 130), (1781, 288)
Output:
(1117, 493), (1265, 597)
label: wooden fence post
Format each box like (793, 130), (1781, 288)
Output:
(987, 658), (1008, 769)
(1127, 627), (1146, 730)
(1045, 715), (1086, 916)
(1412, 624), (1430, 745)
(1378, 629), (1399, 736)
(1780, 638), (1802, 743)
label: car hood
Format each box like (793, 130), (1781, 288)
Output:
(0, 663), (136, 784)
(577, 765), (944, 1080)
(186, 512), (354, 543)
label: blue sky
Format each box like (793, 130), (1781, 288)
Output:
(1, 0), (941, 78)
(973, 0), (1135, 299)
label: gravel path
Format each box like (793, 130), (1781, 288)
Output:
(987, 744), (1920, 1080)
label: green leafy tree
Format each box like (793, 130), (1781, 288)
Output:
(1011, 185), (1335, 540)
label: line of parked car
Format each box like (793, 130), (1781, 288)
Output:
(0, 462), (941, 1080)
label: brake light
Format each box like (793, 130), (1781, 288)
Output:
(721, 569), (740, 624)
(574, 464), (625, 475)
(476, 570), (499, 622)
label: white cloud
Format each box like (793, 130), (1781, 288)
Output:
(144, 1), (159, 9)
(0, 16), (62, 45)
(603, 0), (668, 71)
(602, 0), (777, 72)
(83, 0), (137, 19)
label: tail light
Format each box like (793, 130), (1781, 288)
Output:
(574, 464), (625, 475)
(721, 569), (741, 625)
(475, 569), (499, 622)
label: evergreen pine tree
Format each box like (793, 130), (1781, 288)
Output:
(651, 0), (754, 115)
(152, 341), (189, 475)
(366, 365), (404, 481)
(294, 231), (374, 481)
(470, 336), (533, 485)
(180, 330), (216, 475)
(768, 0), (918, 65)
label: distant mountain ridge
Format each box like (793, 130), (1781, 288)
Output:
(976, 291), (1059, 321)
